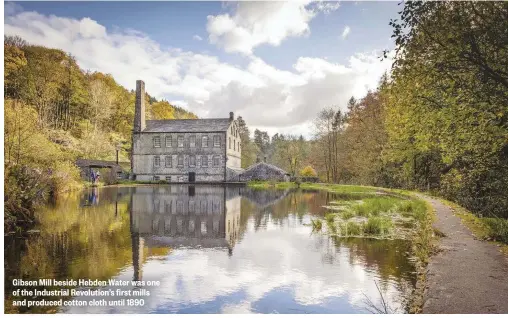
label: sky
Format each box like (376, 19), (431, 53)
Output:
(4, 1), (401, 137)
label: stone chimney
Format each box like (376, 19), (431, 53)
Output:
(229, 111), (234, 121)
(263, 155), (267, 162)
(134, 80), (146, 132)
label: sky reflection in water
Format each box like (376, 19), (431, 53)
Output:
(6, 185), (415, 314)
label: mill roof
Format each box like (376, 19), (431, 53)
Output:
(143, 118), (232, 133)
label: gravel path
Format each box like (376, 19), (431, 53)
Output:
(419, 195), (508, 314)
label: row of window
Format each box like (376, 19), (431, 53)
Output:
(152, 219), (220, 235)
(153, 135), (221, 148)
(228, 137), (240, 152)
(154, 155), (221, 168)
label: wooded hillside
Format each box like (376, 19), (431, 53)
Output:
(4, 36), (197, 231)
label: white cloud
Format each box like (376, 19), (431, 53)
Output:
(192, 34), (203, 41)
(314, 1), (341, 14)
(63, 213), (406, 314)
(342, 25), (351, 39)
(206, 1), (317, 55)
(5, 8), (392, 137)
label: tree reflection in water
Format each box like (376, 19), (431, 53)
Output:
(4, 185), (415, 314)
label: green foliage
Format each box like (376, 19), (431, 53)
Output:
(311, 219), (322, 231)
(352, 197), (400, 217)
(383, 2), (508, 218)
(482, 218), (508, 244)
(3, 37), (198, 232)
(339, 221), (363, 236)
(364, 217), (393, 235)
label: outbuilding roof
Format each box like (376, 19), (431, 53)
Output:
(143, 118), (232, 133)
(242, 162), (289, 176)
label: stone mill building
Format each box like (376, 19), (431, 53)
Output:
(131, 80), (243, 182)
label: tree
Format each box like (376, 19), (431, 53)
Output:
(385, 1), (508, 216)
(237, 116), (258, 168)
(300, 166), (317, 177)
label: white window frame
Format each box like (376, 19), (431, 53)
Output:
(153, 136), (161, 148)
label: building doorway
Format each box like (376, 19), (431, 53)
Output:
(188, 172), (196, 182)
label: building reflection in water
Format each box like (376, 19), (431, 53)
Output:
(129, 185), (245, 281)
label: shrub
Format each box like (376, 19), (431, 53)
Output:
(300, 166), (317, 177)
(482, 218), (508, 244)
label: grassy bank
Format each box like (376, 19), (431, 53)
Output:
(437, 198), (508, 250)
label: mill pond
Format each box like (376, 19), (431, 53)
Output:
(5, 185), (418, 314)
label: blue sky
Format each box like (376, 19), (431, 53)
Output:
(5, 1), (401, 136)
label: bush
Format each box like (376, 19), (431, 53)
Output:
(4, 165), (51, 231)
(300, 166), (317, 177)
(482, 218), (508, 244)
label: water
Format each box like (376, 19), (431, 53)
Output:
(4, 185), (416, 314)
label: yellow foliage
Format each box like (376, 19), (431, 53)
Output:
(300, 165), (317, 177)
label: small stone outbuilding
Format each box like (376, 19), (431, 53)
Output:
(238, 162), (290, 182)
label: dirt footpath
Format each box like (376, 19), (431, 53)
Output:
(419, 195), (508, 314)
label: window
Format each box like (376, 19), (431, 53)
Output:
(229, 137), (231, 149)
(213, 155), (220, 167)
(202, 135), (208, 147)
(189, 200), (195, 213)
(154, 156), (161, 167)
(166, 136), (172, 147)
(201, 222), (207, 234)
(177, 135), (184, 148)
(189, 155), (196, 167)
(177, 155), (184, 167)
(234, 140), (236, 151)
(189, 135), (196, 147)
(238, 141), (240, 152)
(153, 176), (160, 181)
(165, 156), (172, 167)
(165, 176), (171, 182)
(153, 136), (161, 148)
(202, 155), (208, 167)
(213, 135), (220, 147)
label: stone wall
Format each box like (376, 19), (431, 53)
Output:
(132, 132), (227, 182)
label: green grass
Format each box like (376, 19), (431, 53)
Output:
(325, 213), (336, 223)
(364, 217), (393, 235)
(339, 221), (363, 236)
(311, 219), (322, 231)
(445, 199), (508, 245)
(352, 197), (401, 217)
(339, 209), (356, 220)
(247, 181), (297, 189)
